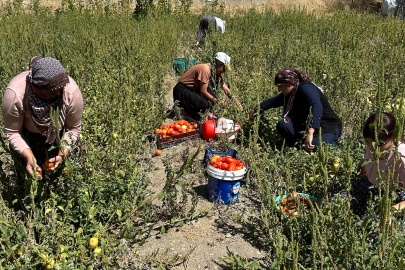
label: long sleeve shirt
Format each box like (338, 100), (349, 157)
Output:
(2, 71), (84, 154)
(364, 144), (405, 189)
(259, 82), (341, 135)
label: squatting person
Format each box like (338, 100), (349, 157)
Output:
(173, 52), (243, 120)
(195, 15), (226, 47)
(2, 56), (83, 179)
(328, 112), (405, 217)
(249, 68), (342, 152)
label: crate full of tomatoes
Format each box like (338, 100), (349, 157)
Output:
(208, 155), (245, 171)
(155, 119), (202, 149)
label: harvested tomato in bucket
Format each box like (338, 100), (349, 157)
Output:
(204, 147), (247, 205)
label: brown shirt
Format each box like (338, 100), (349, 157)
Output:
(179, 64), (211, 92)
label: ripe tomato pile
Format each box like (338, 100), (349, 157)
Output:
(155, 119), (198, 138)
(278, 192), (313, 217)
(209, 155), (244, 171)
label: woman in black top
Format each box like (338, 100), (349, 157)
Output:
(249, 68), (342, 151)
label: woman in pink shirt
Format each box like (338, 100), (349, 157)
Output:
(329, 112), (405, 217)
(2, 56), (83, 179)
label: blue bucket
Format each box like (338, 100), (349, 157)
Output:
(205, 147), (246, 205)
(208, 176), (240, 204)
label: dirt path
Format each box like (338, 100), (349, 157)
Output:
(138, 73), (265, 269)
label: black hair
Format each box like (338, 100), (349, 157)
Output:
(363, 112), (396, 144)
(215, 59), (225, 67)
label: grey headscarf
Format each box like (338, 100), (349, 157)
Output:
(30, 57), (69, 91)
(27, 57), (68, 144)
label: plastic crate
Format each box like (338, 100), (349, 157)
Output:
(156, 118), (202, 149)
(173, 58), (197, 72)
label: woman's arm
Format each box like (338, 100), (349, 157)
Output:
(249, 94), (284, 121)
(43, 85), (83, 173)
(300, 85), (323, 151)
(392, 200), (405, 211)
(2, 88), (42, 178)
(200, 82), (215, 102)
(300, 84), (323, 130)
(2, 88), (30, 154)
(218, 79), (244, 111)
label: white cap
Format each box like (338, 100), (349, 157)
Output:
(215, 52), (231, 70)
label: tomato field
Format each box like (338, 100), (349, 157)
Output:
(1, 1), (405, 269)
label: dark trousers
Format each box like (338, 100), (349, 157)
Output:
(196, 15), (216, 43)
(173, 82), (212, 121)
(276, 120), (340, 150)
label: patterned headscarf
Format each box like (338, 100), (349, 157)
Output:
(30, 57), (69, 92)
(27, 57), (69, 144)
(274, 68), (311, 123)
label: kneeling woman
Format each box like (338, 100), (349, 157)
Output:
(173, 52), (243, 120)
(330, 113), (405, 217)
(249, 68), (341, 151)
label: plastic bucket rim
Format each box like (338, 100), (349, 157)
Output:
(207, 163), (246, 180)
(215, 123), (242, 135)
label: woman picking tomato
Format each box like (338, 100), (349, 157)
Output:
(2, 56), (83, 180)
(173, 52), (243, 121)
(249, 68), (341, 152)
(328, 113), (405, 218)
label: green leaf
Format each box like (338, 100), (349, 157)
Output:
(45, 209), (52, 214)
(158, 191), (164, 200)
(57, 206), (64, 211)
(116, 209), (122, 217)
(117, 170), (125, 177)
(160, 226), (165, 234)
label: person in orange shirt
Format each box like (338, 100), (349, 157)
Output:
(173, 52), (243, 120)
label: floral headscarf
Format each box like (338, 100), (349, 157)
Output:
(274, 68), (311, 123)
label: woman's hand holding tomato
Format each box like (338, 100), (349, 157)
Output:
(42, 156), (63, 173)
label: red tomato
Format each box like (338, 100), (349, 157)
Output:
(155, 129), (162, 134)
(224, 157), (237, 165)
(170, 124), (174, 128)
(172, 131), (179, 135)
(174, 124), (182, 131)
(174, 121), (180, 125)
(162, 125), (169, 129)
(212, 163), (220, 169)
(235, 166), (243, 170)
(216, 161), (223, 167)
(193, 124), (198, 129)
(210, 156), (221, 165)
(227, 163), (236, 171)
(179, 129), (185, 134)
(220, 163), (229, 170)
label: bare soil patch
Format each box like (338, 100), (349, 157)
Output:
(138, 73), (265, 269)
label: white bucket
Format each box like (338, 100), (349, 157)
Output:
(206, 163), (246, 181)
(215, 118), (241, 142)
